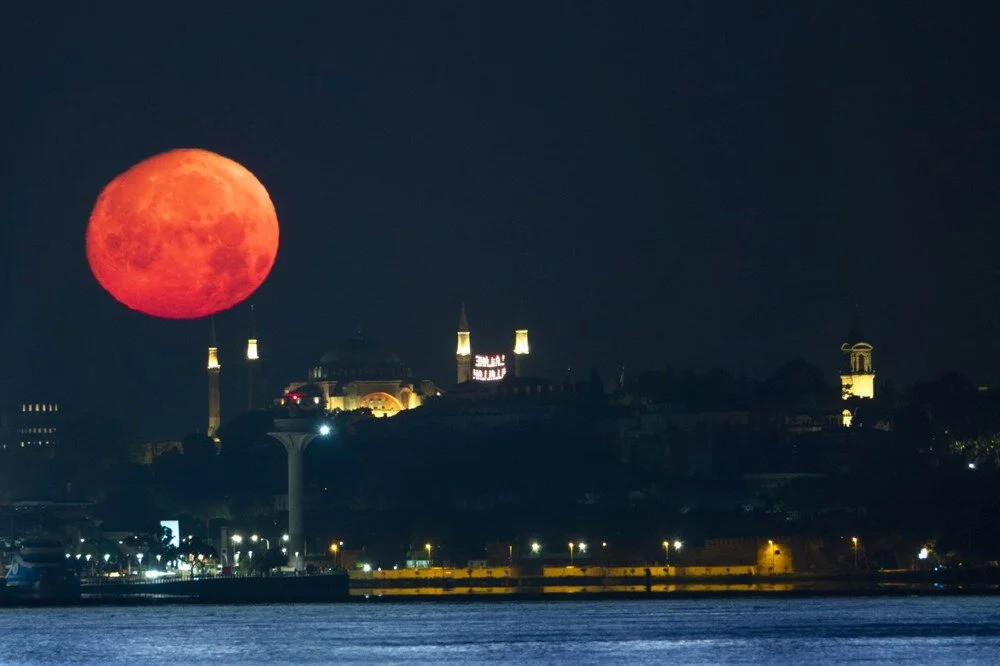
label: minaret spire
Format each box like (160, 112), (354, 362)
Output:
(207, 316), (221, 437)
(456, 303), (472, 384)
(246, 304), (261, 411)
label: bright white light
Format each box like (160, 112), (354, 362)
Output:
(578, 542), (587, 553)
(968, 462), (977, 470)
(673, 540), (683, 550)
(362, 563), (372, 573)
(319, 424), (332, 436)
(918, 547), (930, 560)
(282, 534), (290, 542)
(531, 542), (541, 554)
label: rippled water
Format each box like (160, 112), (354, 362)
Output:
(2, 597), (1000, 663)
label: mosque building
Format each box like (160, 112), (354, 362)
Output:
(456, 303), (532, 385)
(283, 331), (439, 418)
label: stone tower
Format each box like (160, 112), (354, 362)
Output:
(840, 311), (875, 401)
(207, 318), (221, 437)
(456, 303), (472, 384)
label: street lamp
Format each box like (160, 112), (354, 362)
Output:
(232, 534), (243, 545)
(282, 534), (290, 543)
(330, 542), (340, 568)
(851, 536), (859, 570)
(136, 553), (144, 575)
(425, 543), (432, 565)
(531, 542), (541, 555)
(662, 540), (670, 564)
(568, 542), (575, 565)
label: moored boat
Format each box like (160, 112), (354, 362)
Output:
(5, 539), (81, 601)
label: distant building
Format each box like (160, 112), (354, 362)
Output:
(1, 401), (61, 454)
(128, 440), (183, 465)
(284, 332), (438, 418)
(455, 304), (531, 385)
(840, 312), (875, 427)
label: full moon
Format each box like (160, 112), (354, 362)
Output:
(86, 148), (279, 319)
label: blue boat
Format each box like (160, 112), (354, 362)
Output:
(4, 540), (81, 601)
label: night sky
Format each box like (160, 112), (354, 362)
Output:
(1, 2), (998, 439)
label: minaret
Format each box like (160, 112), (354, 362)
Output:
(456, 303), (472, 384)
(207, 318), (221, 438)
(246, 305), (261, 411)
(840, 309), (875, 401)
(513, 328), (530, 377)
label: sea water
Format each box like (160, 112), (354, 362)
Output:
(2, 596), (999, 663)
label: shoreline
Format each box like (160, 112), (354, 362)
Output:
(1, 583), (998, 608)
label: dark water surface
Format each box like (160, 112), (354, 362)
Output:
(2, 597), (1000, 663)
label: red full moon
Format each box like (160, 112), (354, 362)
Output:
(86, 148), (279, 319)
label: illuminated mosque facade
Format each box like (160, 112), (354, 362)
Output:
(283, 332), (439, 418)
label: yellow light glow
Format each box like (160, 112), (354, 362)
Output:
(456, 331), (471, 356)
(246, 338), (258, 360)
(514, 329), (530, 355)
(207, 346), (220, 370)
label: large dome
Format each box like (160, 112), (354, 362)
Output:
(311, 334), (412, 381)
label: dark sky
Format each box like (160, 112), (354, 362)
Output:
(1, 2), (998, 439)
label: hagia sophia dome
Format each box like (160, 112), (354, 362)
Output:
(285, 332), (436, 418)
(310, 334), (412, 382)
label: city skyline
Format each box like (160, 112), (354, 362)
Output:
(1, 3), (998, 439)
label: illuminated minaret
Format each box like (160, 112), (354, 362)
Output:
(246, 305), (261, 411)
(207, 318), (221, 438)
(513, 328), (530, 377)
(456, 303), (472, 384)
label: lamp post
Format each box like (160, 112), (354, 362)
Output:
(568, 542), (575, 565)
(851, 537), (859, 570)
(330, 542), (340, 568)
(136, 553), (144, 577)
(425, 543), (432, 566)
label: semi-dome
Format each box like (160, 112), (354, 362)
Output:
(311, 334), (412, 381)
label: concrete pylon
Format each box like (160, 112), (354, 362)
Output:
(268, 419), (320, 571)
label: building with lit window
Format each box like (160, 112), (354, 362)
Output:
(0, 401), (62, 453)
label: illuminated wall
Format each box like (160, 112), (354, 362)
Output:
(840, 342), (875, 400)
(757, 540), (794, 575)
